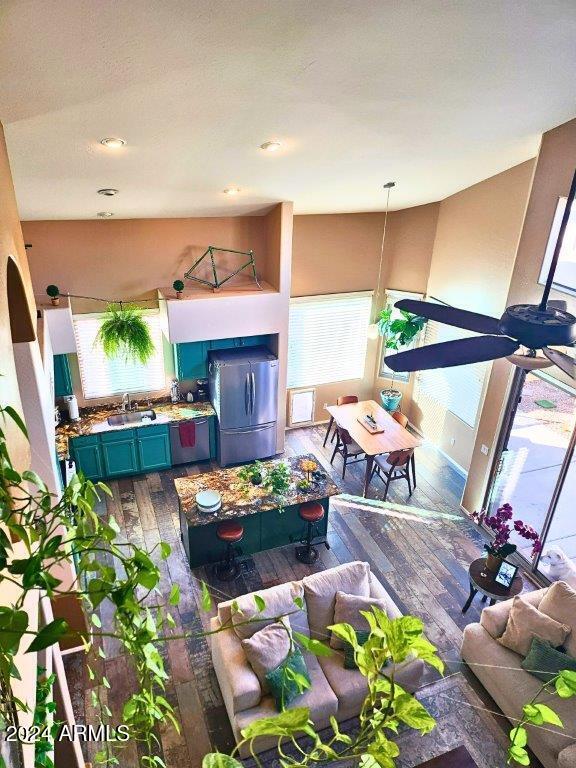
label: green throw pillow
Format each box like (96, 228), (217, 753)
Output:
(521, 637), (576, 682)
(265, 648), (311, 711)
(344, 630), (370, 670)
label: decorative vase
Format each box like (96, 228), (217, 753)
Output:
(250, 474), (262, 486)
(380, 389), (402, 412)
(485, 553), (503, 574)
(51, 296), (60, 306)
(176, 291), (183, 299)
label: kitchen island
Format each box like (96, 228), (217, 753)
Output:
(176, 453), (340, 568)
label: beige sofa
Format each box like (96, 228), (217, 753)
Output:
(210, 561), (424, 756)
(462, 588), (576, 768)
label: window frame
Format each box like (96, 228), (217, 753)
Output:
(378, 289), (425, 383)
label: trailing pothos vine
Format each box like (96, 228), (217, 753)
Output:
(0, 402), (573, 768)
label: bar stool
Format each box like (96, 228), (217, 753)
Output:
(294, 501), (329, 564)
(214, 521), (244, 581)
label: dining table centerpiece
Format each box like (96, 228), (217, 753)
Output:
(473, 503), (542, 573)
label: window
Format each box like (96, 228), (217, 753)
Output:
(538, 196), (576, 297)
(379, 289), (424, 382)
(413, 319), (489, 427)
(73, 312), (166, 399)
(287, 292), (372, 388)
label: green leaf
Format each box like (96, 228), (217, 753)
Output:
(0, 608), (29, 653)
(510, 726), (528, 748)
(200, 581), (211, 611)
(3, 405), (28, 437)
(166, 583), (180, 607)
(91, 613), (102, 628)
(533, 703), (563, 728)
(240, 707), (313, 739)
(393, 693), (435, 734)
(293, 631), (332, 657)
(254, 594), (266, 613)
(293, 596), (305, 610)
(88, 578), (109, 608)
(160, 541), (171, 559)
(26, 618), (68, 653)
(327, 622), (359, 650)
(556, 670), (576, 698)
(508, 745), (530, 765)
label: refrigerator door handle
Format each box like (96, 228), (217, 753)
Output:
(245, 372), (250, 415)
(223, 425), (273, 435)
(250, 371), (256, 414)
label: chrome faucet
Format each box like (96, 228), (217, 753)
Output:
(121, 392), (132, 411)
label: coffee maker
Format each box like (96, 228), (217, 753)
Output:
(195, 378), (209, 401)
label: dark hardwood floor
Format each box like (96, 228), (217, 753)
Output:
(64, 425), (535, 767)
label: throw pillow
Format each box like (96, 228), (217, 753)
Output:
(497, 596), (570, 657)
(265, 648), (311, 711)
(343, 630), (370, 670)
(241, 619), (292, 693)
(330, 591), (390, 649)
(522, 637), (576, 682)
(302, 561), (371, 641)
(229, 580), (304, 640)
(538, 581), (576, 658)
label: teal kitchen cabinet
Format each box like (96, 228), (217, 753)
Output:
(174, 342), (209, 379)
(53, 354), (73, 397)
(70, 435), (103, 480)
(136, 424), (171, 471)
(100, 429), (139, 478)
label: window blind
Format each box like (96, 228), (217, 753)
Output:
(287, 292), (372, 389)
(73, 312), (166, 399)
(413, 319), (489, 427)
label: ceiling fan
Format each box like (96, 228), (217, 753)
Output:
(385, 168), (576, 380)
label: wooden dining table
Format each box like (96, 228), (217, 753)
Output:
(325, 399), (422, 497)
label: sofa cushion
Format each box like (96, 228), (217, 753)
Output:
(234, 651), (338, 755)
(497, 596), (570, 657)
(522, 637), (576, 682)
(480, 589), (546, 639)
(318, 649), (424, 721)
(538, 581), (576, 658)
(303, 561), (370, 641)
(210, 617), (262, 715)
(241, 619), (292, 692)
(220, 580), (305, 640)
(330, 590), (391, 649)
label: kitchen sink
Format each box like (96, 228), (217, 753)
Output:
(107, 409), (157, 426)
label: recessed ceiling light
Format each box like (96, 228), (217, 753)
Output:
(223, 187), (241, 195)
(97, 188), (119, 196)
(260, 140), (282, 152)
(100, 137), (126, 149)
(97, 211), (114, 218)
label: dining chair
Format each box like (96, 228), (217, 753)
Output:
(323, 394), (359, 447)
(330, 425), (366, 479)
(370, 448), (414, 501)
(391, 410), (417, 490)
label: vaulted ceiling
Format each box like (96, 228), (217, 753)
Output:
(1, 0), (575, 219)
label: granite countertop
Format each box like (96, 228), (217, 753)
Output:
(176, 453), (340, 527)
(56, 399), (216, 458)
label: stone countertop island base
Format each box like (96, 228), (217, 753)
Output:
(176, 453), (340, 568)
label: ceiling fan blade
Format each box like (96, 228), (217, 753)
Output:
(542, 347), (575, 379)
(394, 299), (501, 335)
(385, 335), (519, 372)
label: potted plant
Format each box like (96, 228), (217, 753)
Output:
(173, 279), (185, 299)
(96, 303), (155, 364)
(46, 284), (60, 306)
(378, 305), (425, 411)
(473, 503), (542, 572)
(238, 460), (265, 486)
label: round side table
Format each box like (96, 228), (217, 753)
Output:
(461, 557), (523, 614)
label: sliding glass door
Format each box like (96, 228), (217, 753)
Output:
(487, 370), (576, 566)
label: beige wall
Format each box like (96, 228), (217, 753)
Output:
(463, 118), (576, 513)
(406, 160), (535, 472)
(22, 215), (270, 314)
(291, 204), (439, 421)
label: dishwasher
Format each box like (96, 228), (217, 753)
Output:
(169, 418), (211, 464)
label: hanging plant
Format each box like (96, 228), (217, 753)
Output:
(96, 303), (155, 364)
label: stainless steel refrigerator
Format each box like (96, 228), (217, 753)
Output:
(208, 347), (279, 466)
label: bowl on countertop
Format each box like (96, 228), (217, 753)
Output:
(196, 489), (222, 514)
